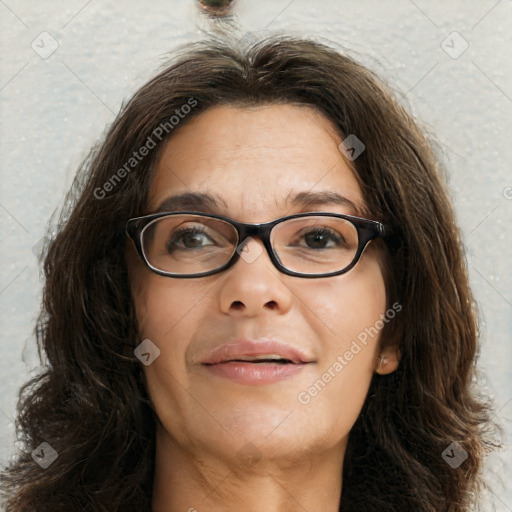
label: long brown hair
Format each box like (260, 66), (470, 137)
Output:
(0, 33), (499, 511)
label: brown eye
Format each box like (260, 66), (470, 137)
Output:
(294, 227), (345, 250)
(167, 226), (214, 251)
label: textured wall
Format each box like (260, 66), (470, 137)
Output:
(1, 0), (511, 509)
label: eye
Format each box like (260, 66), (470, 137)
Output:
(294, 227), (346, 250)
(167, 225), (216, 251)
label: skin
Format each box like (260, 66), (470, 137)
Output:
(126, 104), (400, 512)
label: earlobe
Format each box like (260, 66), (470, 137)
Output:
(375, 346), (401, 375)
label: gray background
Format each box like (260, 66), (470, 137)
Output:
(1, 1), (511, 509)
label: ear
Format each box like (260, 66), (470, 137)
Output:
(374, 344), (401, 375)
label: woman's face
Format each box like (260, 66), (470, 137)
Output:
(127, 104), (397, 469)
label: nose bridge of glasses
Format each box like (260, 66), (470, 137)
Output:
(235, 222), (274, 256)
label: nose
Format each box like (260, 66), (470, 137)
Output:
(218, 236), (293, 316)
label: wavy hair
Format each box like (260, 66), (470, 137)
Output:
(0, 33), (499, 511)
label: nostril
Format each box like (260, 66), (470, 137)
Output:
(265, 300), (278, 310)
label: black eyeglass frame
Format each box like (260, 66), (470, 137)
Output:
(125, 210), (388, 279)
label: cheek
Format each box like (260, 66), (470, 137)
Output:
(130, 273), (199, 395)
(129, 275), (203, 440)
(295, 257), (386, 431)
(131, 272), (203, 342)
(297, 255), (387, 348)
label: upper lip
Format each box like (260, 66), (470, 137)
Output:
(202, 339), (314, 365)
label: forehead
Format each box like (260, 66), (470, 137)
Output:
(148, 104), (367, 220)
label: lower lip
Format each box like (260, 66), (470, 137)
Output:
(202, 361), (307, 385)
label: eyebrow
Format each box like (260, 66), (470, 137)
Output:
(152, 191), (369, 217)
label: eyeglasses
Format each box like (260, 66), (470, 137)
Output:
(125, 211), (388, 279)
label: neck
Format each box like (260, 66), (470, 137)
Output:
(151, 426), (345, 512)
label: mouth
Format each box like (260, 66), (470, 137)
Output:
(203, 354), (302, 366)
(201, 357), (311, 385)
(201, 339), (314, 366)
(200, 340), (314, 385)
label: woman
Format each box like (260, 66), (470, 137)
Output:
(0, 34), (498, 511)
